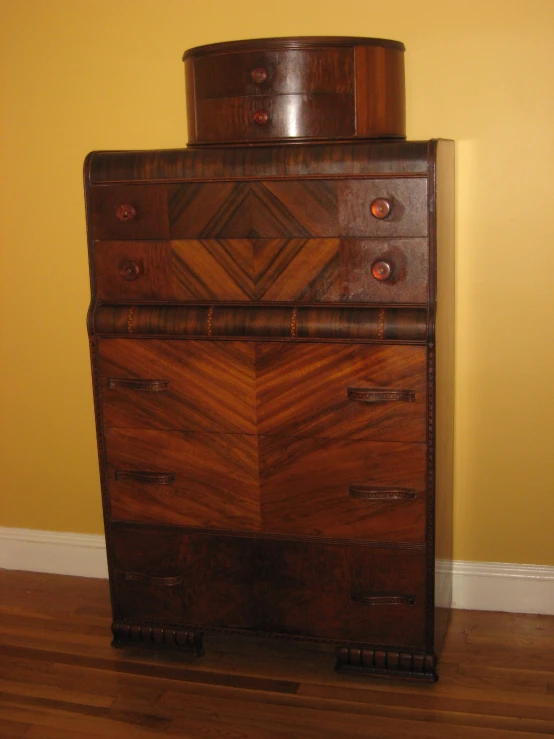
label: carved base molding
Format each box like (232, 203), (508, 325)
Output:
(111, 622), (205, 657)
(335, 646), (437, 681)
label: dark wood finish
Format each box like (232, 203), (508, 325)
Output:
(84, 37), (454, 682)
(2, 571), (554, 738)
(110, 524), (427, 647)
(184, 37), (405, 144)
(94, 236), (428, 303)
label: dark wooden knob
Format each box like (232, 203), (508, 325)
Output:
(253, 110), (269, 125)
(251, 67), (268, 84)
(120, 261), (141, 281)
(372, 261), (393, 281)
(370, 198), (392, 219)
(115, 204), (137, 222)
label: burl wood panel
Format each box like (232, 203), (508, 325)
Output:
(105, 428), (260, 531)
(259, 437), (426, 542)
(191, 48), (354, 99)
(94, 237), (428, 303)
(193, 94), (355, 144)
(166, 179), (426, 239)
(111, 524), (426, 647)
(256, 343), (427, 441)
(97, 339), (257, 434)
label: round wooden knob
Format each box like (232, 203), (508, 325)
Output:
(253, 110), (269, 125)
(120, 261), (141, 281)
(115, 204), (137, 222)
(371, 261), (393, 281)
(370, 198), (392, 219)
(251, 67), (268, 84)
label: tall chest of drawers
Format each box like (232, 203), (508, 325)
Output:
(85, 37), (454, 681)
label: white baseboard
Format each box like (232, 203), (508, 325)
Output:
(0, 527), (552, 615)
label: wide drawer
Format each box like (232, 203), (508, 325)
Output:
(105, 428), (425, 542)
(97, 340), (427, 443)
(89, 177), (427, 241)
(111, 524), (427, 647)
(191, 48), (354, 99)
(193, 94), (355, 144)
(94, 237), (428, 304)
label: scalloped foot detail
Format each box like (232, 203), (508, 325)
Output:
(111, 622), (205, 657)
(335, 647), (436, 681)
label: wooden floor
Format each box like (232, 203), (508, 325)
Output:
(0, 570), (553, 738)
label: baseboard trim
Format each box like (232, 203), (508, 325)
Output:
(0, 527), (552, 614)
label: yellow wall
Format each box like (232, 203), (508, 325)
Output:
(1, 0), (553, 566)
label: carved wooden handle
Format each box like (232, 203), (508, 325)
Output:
(347, 387), (415, 403)
(124, 573), (184, 587)
(349, 486), (416, 501)
(253, 110), (269, 125)
(370, 198), (392, 219)
(115, 471), (175, 484)
(115, 204), (137, 222)
(251, 67), (268, 83)
(108, 378), (169, 392)
(351, 592), (416, 606)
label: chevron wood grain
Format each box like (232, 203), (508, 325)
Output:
(259, 437), (426, 541)
(105, 428), (261, 531)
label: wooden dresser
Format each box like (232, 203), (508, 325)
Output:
(85, 36), (454, 681)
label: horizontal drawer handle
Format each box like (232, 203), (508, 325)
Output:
(351, 592), (416, 606)
(115, 470), (175, 485)
(349, 486), (416, 501)
(124, 573), (184, 587)
(108, 378), (170, 392)
(347, 387), (415, 403)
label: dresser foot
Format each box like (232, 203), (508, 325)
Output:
(335, 647), (437, 681)
(111, 622), (205, 657)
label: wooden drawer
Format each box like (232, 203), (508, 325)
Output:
(105, 428), (261, 531)
(94, 237), (428, 304)
(97, 340), (426, 443)
(260, 437), (426, 542)
(112, 525), (427, 647)
(191, 47), (354, 100)
(89, 185), (169, 241)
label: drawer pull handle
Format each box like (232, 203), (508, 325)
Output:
(108, 378), (169, 392)
(124, 573), (184, 587)
(115, 203), (137, 222)
(253, 109), (269, 125)
(347, 387), (415, 403)
(371, 260), (393, 281)
(351, 592), (416, 606)
(370, 197), (392, 219)
(349, 486), (416, 501)
(115, 470), (175, 485)
(251, 67), (268, 84)
(119, 261), (141, 281)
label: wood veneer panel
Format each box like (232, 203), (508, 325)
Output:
(255, 343), (427, 441)
(105, 428), (261, 531)
(97, 339), (257, 434)
(259, 437), (426, 541)
(355, 45), (405, 138)
(89, 185), (169, 241)
(111, 525), (427, 647)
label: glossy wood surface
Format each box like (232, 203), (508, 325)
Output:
(94, 237), (429, 303)
(2, 571), (553, 739)
(98, 340), (426, 441)
(184, 37), (405, 143)
(110, 524), (427, 646)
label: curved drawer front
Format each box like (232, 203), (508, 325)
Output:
(191, 48), (354, 99)
(194, 94), (355, 144)
(112, 525), (426, 647)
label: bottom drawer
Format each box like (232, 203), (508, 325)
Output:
(111, 524), (427, 649)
